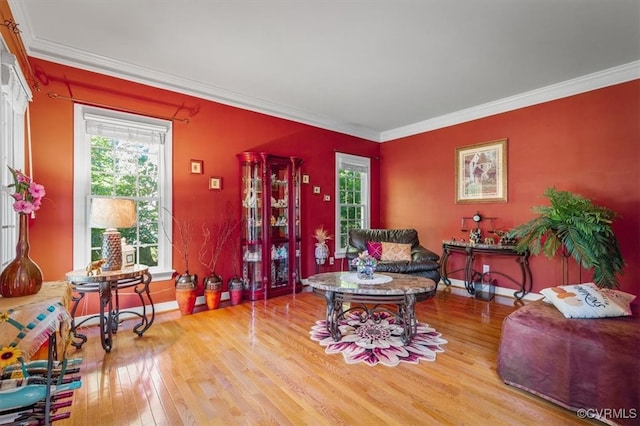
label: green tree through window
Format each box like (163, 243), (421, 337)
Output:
(89, 136), (160, 267)
(74, 104), (173, 279)
(335, 153), (370, 254)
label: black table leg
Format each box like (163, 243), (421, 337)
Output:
(132, 271), (154, 336)
(464, 248), (476, 295)
(70, 292), (88, 349)
(323, 290), (342, 341)
(98, 281), (114, 352)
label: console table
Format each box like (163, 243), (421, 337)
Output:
(65, 264), (153, 352)
(308, 272), (436, 344)
(440, 240), (532, 300)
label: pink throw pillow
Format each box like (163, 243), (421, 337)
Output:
(366, 241), (383, 260)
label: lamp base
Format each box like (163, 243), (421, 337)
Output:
(102, 229), (123, 271)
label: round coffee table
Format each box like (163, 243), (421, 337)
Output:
(308, 272), (436, 344)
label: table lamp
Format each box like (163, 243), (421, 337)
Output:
(90, 198), (136, 271)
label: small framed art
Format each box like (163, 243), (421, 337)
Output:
(455, 138), (507, 203)
(209, 176), (222, 190)
(190, 159), (203, 174)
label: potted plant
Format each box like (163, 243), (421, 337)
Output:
(200, 205), (242, 309)
(313, 226), (332, 265)
(163, 210), (197, 315)
(508, 187), (624, 288)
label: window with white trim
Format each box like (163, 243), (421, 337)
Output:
(335, 153), (370, 256)
(73, 104), (173, 280)
(0, 41), (31, 270)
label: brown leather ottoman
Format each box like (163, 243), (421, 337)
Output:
(497, 300), (639, 425)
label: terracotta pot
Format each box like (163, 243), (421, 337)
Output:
(228, 275), (243, 306)
(0, 214), (43, 297)
(176, 287), (197, 315)
(204, 274), (223, 310)
(175, 272), (198, 315)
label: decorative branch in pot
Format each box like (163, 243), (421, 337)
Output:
(313, 226), (332, 265)
(199, 206), (242, 286)
(199, 203), (242, 309)
(508, 187), (625, 288)
(162, 209), (197, 315)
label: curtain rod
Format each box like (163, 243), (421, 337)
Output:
(47, 92), (190, 123)
(1, 18), (40, 91)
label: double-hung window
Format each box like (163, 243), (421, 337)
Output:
(335, 153), (370, 256)
(73, 105), (173, 280)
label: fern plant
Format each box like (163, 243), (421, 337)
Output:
(509, 188), (624, 288)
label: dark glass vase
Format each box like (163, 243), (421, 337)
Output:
(0, 213), (43, 297)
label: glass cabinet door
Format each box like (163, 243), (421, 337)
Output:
(238, 152), (302, 300)
(240, 155), (264, 300)
(267, 161), (290, 292)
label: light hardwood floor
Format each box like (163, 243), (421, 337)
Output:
(56, 287), (594, 426)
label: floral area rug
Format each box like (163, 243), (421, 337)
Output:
(309, 311), (447, 367)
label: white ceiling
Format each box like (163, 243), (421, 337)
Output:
(8, 0), (640, 142)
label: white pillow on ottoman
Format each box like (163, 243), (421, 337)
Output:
(539, 282), (635, 318)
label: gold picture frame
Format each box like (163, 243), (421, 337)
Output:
(455, 138), (507, 204)
(209, 176), (222, 190)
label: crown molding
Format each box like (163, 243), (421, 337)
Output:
(24, 37), (381, 141)
(10, 0), (637, 144)
(380, 61), (640, 142)
(24, 36), (640, 144)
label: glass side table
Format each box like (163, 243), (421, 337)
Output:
(65, 264), (153, 352)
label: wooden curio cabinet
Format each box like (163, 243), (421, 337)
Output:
(238, 152), (303, 300)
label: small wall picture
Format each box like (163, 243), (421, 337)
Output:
(302, 174), (310, 184)
(313, 186), (320, 194)
(190, 159), (203, 174)
(209, 176), (222, 190)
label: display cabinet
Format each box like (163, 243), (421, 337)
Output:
(238, 152), (303, 300)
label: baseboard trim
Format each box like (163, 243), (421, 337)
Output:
(73, 279), (543, 326)
(73, 291), (231, 326)
(441, 278), (543, 303)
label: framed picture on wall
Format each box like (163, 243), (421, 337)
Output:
(209, 176), (222, 190)
(455, 138), (507, 203)
(190, 159), (204, 174)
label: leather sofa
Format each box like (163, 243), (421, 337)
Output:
(345, 228), (441, 287)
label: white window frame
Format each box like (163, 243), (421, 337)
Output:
(334, 152), (370, 257)
(0, 38), (31, 270)
(73, 104), (174, 281)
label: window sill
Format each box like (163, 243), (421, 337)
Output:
(149, 267), (175, 282)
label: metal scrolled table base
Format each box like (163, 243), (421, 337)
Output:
(68, 267), (154, 353)
(323, 290), (419, 345)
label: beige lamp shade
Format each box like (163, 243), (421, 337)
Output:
(90, 198), (137, 229)
(90, 198), (136, 272)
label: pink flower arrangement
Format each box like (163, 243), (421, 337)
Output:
(7, 166), (45, 215)
(351, 250), (378, 268)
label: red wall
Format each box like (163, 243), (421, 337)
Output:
(380, 80), (640, 297)
(26, 58), (380, 307)
(21, 55), (640, 309)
